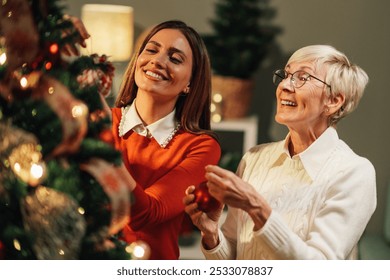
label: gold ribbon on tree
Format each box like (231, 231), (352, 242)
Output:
(81, 158), (131, 235)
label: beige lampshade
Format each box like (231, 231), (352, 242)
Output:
(81, 4), (134, 61)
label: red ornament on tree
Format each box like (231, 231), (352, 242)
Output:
(99, 128), (115, 146)
(0, 240), (5, 259)
(193, 181), (221, 213)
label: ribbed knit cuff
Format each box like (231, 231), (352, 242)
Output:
(254, 211), (290, 252)
(201, 229), (232, 260)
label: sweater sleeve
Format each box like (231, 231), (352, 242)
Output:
(201, 207), (238, 260)
(129, 135), (221, 230)
(255, 157), (377, 259)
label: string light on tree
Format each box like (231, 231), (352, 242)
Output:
(8, 143), (47, 187)
(0, 49), (6, 65)
(11, 69), (41, 95)
(71, 103), (89, 119)
(125, 240), (151, 260)
(0, 37), (7, 73)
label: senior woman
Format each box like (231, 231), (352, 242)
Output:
(184, 45), (377, 259)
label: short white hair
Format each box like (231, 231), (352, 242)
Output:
(287, 45), (369, 125)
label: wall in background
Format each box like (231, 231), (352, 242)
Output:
(66, 0), (390, 235)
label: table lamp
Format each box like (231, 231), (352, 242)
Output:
(81, 4), (134, 62)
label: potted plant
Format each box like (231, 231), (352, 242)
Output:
(203, 0), (280, 119)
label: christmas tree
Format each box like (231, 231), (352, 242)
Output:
(203, 0), (280, 79)
(0, 0), (136, 259)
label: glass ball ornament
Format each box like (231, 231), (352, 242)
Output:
(193, 181), (221, 213)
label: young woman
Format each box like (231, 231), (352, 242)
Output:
(101, 20), (220, 259)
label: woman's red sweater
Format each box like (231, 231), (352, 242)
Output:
(111, 108), (221, 259)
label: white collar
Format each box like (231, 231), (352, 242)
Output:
(282, 126), (339, 180)
(118, 102), (180, 148)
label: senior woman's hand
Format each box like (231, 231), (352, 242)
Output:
(183, 185), (224, 249)
(205, 165), (272, 231)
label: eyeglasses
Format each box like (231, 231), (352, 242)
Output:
(273, 69), (331, 90)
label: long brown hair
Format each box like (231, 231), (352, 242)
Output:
(115, 20), (216, 138)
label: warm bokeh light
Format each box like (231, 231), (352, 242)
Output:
(125, 240), (151, 260)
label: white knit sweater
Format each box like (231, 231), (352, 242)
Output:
(202, 127), (377, 259)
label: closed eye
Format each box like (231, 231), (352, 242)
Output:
(169, 55), (183, 64)
(168, 48), (186, 64)
(145, 48), (157, 54)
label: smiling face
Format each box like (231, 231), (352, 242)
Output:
(134, 28), (193, 103)
(275, 61), (330, 134)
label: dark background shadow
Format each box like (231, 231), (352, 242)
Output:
(250, 42), (291, 144)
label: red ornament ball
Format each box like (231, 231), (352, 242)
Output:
(193, 182), (221, 213)
(0, 240), (5, 259)
(99, 129), (115, 146)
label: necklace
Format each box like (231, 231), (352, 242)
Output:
(160, 122), (181, 148)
